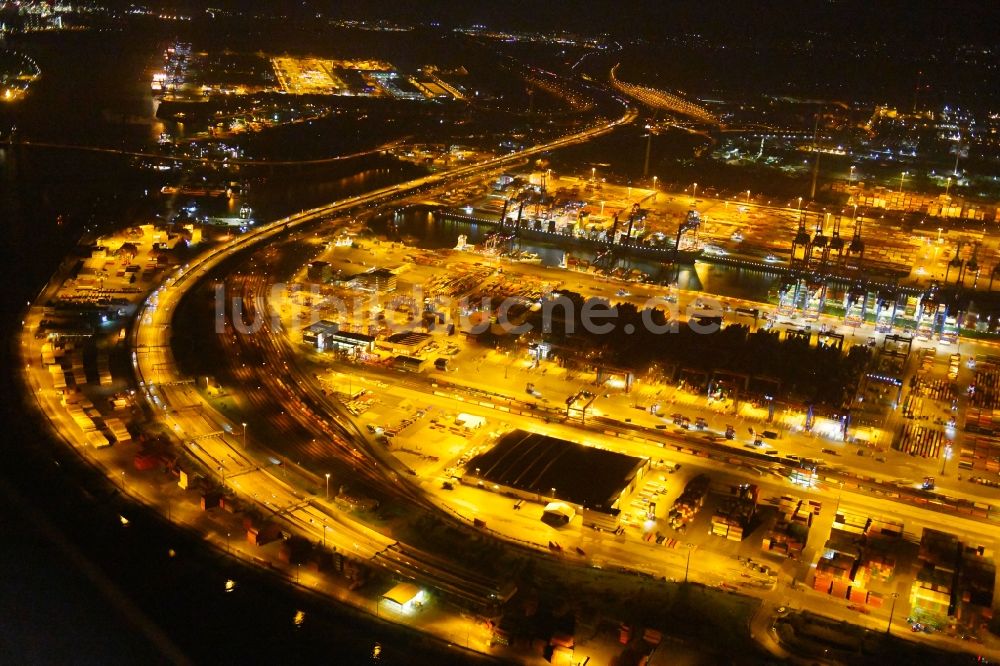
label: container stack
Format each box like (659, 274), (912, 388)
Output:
(896, 423), (944, 458)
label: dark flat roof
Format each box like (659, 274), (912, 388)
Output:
(331, 330), (375, 343)
(348, 267), (396, 281)
(387, 331), (431, 345)
(467, 430), (646, 511)
(302, 319), (339, 335)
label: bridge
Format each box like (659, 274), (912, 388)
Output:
(610, 64), (720, 126)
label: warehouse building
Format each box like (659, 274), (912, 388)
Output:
(301, 320), (375, 352)
(345, 267), (397, 293)
(463, 429), (648, 529)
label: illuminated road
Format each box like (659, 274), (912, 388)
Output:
(123, 102), (640, 607)
(610, 63), (718, 126)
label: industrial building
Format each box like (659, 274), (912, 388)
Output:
(301, 320), (375, 353)
(463, 430), (648, 529)
(382, 330), (432, 355)
(306, 260), (333, 283)
(346, 267), (397, 292)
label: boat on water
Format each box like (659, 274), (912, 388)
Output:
(515, 252), (542, 264)
(438, 210), (704, 264)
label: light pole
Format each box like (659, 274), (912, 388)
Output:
(940, 444), (952, 475)
(797, 196), (802, 212)
(241, 422), (247, 448)
(745, 190), (751, 205)
(684, 543), (695, 583)
(945, 177), (952, 197)
(692, 182), (698, 199)
(591, 167), (596, 182)
(899, 171), (908, 194)
(325, 472), (331, 499)
(886, 592), (899, 634)
(849, 165), (856, 183)
(938, 227), (944, 242)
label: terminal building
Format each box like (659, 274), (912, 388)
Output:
(381, 330), (432, 355)
(344, 267), (397, 293)
(463, 429), (649, 529)
(301, 320), (375, 353)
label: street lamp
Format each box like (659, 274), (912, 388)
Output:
(241, 422), (247, 448)
(692, 182), (698, 199)
(886, 592), (899, 634)
(652, 175), (658, 190)
(941, 444), (952, 475)
(945, 176), (952, 197)
(591, 167), (596, 182)
(325, 472), (331, 499)
(684, 542), (695, 583)
(797, 196), (802, 212)
(899, 171), (908, 194)
(849, 165), (856, 183)
(745, 190), (751, 205)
